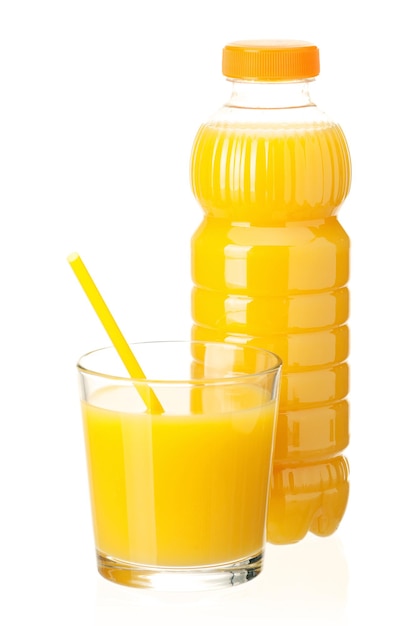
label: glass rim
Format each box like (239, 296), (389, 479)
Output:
(76, 339), (282, 386)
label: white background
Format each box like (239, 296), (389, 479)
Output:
(1, 1), (415, 624)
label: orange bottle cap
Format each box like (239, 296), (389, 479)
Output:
(222, 40), (320, 81)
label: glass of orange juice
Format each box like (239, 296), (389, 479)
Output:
(77, 340), (282, 590)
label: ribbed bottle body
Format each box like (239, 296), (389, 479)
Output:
(191, 118), (351, 543)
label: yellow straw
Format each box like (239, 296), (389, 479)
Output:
(67, 252), (164, 414)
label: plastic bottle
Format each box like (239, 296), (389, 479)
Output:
(190, 41), (351, 544)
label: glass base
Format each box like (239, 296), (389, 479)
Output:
(96, 550), (264, 591)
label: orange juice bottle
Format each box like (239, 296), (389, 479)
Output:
(190, 41), (351, 544)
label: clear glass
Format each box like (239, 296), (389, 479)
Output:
(77, 340), (282, 590)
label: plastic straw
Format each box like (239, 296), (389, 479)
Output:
(67, 252), (164, 414)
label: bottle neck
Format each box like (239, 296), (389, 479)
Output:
(226, 79), (316, 109)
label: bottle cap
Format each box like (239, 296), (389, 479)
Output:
(222, 40), (320, 81)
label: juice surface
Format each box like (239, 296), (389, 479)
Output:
(82, 385), (276, 566)
(191, 121), (351, 543)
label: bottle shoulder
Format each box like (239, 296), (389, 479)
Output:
(207, 102), (332, 127)
(190, 118), (351, 221)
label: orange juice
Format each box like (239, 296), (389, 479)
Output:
(190, 41), (351, 544)
(82, 384), (277, 566)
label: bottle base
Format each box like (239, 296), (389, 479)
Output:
(267, 456), (350, 545)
